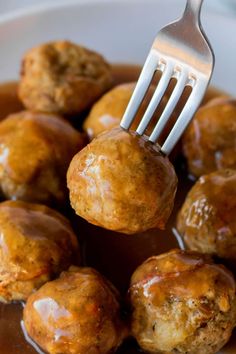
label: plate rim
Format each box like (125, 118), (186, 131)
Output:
(0, 0), (235, 26)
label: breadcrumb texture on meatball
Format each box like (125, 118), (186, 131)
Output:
(19, 41), (113, 115)
(67, 127), (178, 234)
(0, 110), (84, 205)
(183, 97), (236, 177)
(83, 83), (170, 140)
(0, 200), (79, 303)
(23, 266), (127, 354)
(129, 249), (236, 354)
(177, 169), (236, 262)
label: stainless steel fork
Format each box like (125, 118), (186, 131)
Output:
(120, 0), (214, 155)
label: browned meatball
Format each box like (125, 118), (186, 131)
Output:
(183, 98), (236, 177)
(83, 83), (170, 140)
(177, 169), (236, 264)
(129, 249), (236, 354)
(24, 266), (127, 354)
(19, 41), (112, 115)
(0, 200), (79, 303)
(67, 127), (177, 234)
(0, 111), (84, 205)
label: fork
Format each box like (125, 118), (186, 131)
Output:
(120, 0), (214, 155)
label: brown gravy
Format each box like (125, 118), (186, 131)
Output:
(0, 64), (235, 354)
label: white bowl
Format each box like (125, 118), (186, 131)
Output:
(0, 2), (235, 353)
(0, 0), (236, 95)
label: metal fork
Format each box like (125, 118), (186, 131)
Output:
(120, 0), (214, 155)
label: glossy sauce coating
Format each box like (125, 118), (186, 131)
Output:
(0, 111), (84, 205)
(130, 250), (235, 307)
(0, 64), (235, 354)
(183, 98), (236, 177)
(24, 267), (127, 354)
(129, 250), (236, 354)
(0, 200), (80, 302)
(83, 82), (171, 140)
(67, 127), (177, 234)
(177, 169), (236, 263)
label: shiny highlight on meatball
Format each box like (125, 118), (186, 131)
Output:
(24, 266), (127, 354)
(67, 127), (178, 234)
(129, 249), (236, 354)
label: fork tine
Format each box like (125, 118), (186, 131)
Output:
(149, 70), (188, 143)
(120, 51), (159, 130)
(161, 81), (208, 155)
(136, 62), (174, 135)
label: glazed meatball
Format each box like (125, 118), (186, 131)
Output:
(129, 249), (236, 354)
(24, 266), (127, 354)
(0, 111), (84, 205)
(183, 98), (236, 177)
(67, 127), (177, 234)
(19, 41), (112, 115)
(83, 83), (169, 140)
(177, 169), (236, 263)
(0, 200), (79, 303)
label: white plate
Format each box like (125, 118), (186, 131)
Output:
(0, 0), (235, 95)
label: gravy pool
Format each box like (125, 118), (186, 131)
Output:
(0, 64), (235, 354)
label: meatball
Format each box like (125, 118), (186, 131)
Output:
(0, 200), (79, 303)
(67, 127), (177, 234)
(23, 266), (127, 354)
(183, 98), (236, 177)
(129, 249), (236, 354)
(177, 169), (236, 264)
(0, 110), (84, 205)
(83, 83), (169, 140)
(19, 41), (112, 115)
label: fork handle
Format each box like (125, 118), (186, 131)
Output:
(184, 0), (204, 24)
